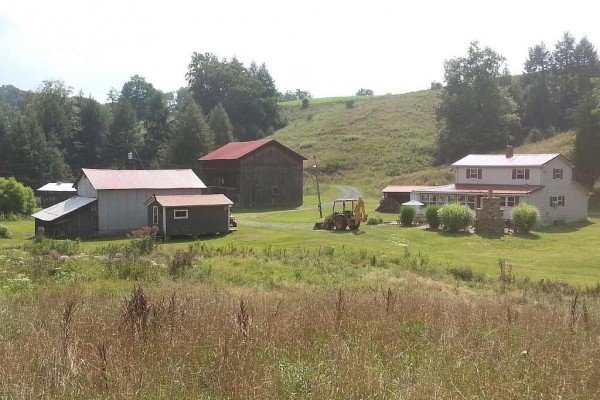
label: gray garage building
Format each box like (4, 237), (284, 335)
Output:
(33, 168), (207, 238)
(146, 194), (234, 238)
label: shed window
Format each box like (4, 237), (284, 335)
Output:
(512, 168), (530, 180)
(466, 168), (482, 179)
(152, 206), (159, 224)
(174, 209), (189, 219)
(553, 168), (563, 179)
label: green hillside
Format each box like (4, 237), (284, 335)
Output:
(273, 91), (577, 192)
(273, 91), (440, 189)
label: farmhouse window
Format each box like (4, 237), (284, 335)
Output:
(152, 206), (159, 225)
(439, 195), (448, 204)
(448, 195), (456, 203)
(467, 196), (476, 209)
(466, 168), (482, 179)
(553, 168), (563, 179)
(550, 195), (565, 207)
(420, 194), (429, 206)
(500, 196), (518, 207)
(174, 209), (189, 219)
(512, 168), (530, 180)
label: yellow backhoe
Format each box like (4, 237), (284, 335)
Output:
(314, 197), (368, 231)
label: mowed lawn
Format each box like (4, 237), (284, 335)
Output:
(3, 207), (599, 287)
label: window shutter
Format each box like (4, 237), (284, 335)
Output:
(512, 169), (516, 179)
(563, 196), (565, 206)
(478, 169), (482, 179)
(515, 197), (520, 206)
(550, 197), (553, 207)
(466, 169), (469, 179)
(525, 169), (530, 179)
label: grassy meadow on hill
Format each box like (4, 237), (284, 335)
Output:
(274, 91), (440, 191)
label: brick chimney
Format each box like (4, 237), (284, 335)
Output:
(506, 145), (514, 158)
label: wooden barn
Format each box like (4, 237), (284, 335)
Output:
(198, 139), (306, 208)
(37, 182), (76, 208)
(145, 194), (233, 238)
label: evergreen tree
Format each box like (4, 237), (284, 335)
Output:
(551, 32), (578, 129)
(208, 103), (233, 147)
(71, 96), (108, 170)
(105, 100), (142, 167)
(168, 101), (214, 168)
(573, 78), (600, 188)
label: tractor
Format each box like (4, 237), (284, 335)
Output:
(314, 198), (368, 231)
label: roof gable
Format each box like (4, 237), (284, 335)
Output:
(77, 169), (207, 190)
(199, 139), (306, 161)
(452, 153), (564, 167)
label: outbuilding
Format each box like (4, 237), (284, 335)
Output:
(145, 194), (234, 238)
(37, 182), (76, 208)
(33, 168), (207, 238)
(198, 139), (306, 208)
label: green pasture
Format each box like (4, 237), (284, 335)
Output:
(2, 197), (599, 287)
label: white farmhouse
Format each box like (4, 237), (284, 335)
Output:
(389, 147), (590, 226)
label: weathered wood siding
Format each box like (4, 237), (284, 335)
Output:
(238, 143), (304, 208)
(34, 201), (98, 240)
(39, 192), (75, 208)
(146, 201), (230, 236)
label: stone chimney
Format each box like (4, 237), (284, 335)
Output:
(506, 145), (514, 158)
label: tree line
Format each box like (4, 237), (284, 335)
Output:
(0, 53), (286, 188)
(436, 32), (600, 188)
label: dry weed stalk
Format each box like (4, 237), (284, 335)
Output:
(236, 299), (250, 338)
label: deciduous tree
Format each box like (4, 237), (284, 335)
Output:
(436, 42), (519, 163)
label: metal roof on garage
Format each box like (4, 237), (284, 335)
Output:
(151, 194), (234, 207)
(78, 169), (206, 190)
(32, 196), (97, 222)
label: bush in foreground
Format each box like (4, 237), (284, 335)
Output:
(512, 203), (539, 233)
(0, 224), (11, 239)
(425, 205), (441, 229)
(399, 206), (416, 226)
(439, 204), (473, 232)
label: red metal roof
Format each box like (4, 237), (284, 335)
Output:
(80, 169), (206, 190)
(199, 140), (271, 160)
(417, 184), (544, 195)
(382, 185), (435, 193)
(153, 194), (233, 207)
(199, 139), (306, 161)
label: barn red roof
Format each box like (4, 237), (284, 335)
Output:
(152, 194), (233, 207)
(79, 169), (206, 190)
(199, 139), (306, 161)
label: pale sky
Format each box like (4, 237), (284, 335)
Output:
(1, 0), (599, 102)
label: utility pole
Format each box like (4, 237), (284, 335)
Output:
(313, 156), (322, 218)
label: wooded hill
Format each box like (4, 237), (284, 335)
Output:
(274, 92), (576, 192)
